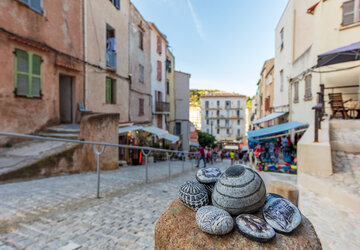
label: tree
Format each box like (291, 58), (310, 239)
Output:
(197, 130), (216, 148)
(246, 96), (252, 110)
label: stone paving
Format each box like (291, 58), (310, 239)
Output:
(0, 159), (227, 249)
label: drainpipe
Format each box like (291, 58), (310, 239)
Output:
(83, 0), (88, 109)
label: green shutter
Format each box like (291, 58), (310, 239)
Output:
(106, 77), (112, 104)
(32, 54), (42, 97)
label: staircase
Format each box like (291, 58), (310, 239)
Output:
(39, 124), (80, 139)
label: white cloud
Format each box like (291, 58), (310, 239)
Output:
(186, 0), (205, 40)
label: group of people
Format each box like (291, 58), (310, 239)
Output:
(195, 146), (249, 168)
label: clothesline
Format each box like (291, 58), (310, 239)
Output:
(247, 129), (307, 141)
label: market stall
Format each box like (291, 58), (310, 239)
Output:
(247, 122), (308, 174)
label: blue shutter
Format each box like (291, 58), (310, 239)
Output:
(18, 0), (29, 4)
(115, 0), (120, 10)
(30, 0), (42, 13)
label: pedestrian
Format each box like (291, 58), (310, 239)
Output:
(230, 151), (235, 165)
(196, 146), (206, 168)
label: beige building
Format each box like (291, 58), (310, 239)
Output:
(85, 0), (130, 122)
(201, 93), (246, 143)
(166, 49), (176, 132)
(189, 105), (201, 130)
(275, 0), (360, 125)
(129, 3), (152, 125)
(253, 59), (276, 128)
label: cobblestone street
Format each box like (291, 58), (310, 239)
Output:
(0, 160), (227, 249)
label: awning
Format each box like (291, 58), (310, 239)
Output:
(241, 145), (249, 151)
(248, 121), (308, 139)
(141, 126), (179, 143)
(118, 125), (142, 134)
(190, 142), (200, 148)
(317, 41), (360, 67)
(252, 112), (288, 125)
(224, 145), (239, 150)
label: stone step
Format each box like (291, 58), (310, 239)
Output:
(298, 173), (360, 213)
(39, 132), (79, 140)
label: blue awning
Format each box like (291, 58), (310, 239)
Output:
(317, 41), (360, 67)
(252, 112), (288, 125)
(190, 142), (200, 147)
(248, 122), (308, 139)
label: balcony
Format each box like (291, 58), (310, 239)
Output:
(106, 50), (117, 69)
(155, 101), (170, 113)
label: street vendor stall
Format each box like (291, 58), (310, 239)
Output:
(247, 122), (308, 174)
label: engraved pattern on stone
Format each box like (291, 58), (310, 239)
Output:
(196, 168), (222, 184)
(236, 214), (275, 242)
(212, 165), (266, 215)
(263, 198), (302, 233)
(196, 206), (234, 235)
(179, 181), (209, 211)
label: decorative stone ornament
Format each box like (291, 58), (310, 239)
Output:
(201, 183), (215, 200)
(236, 214), (276, 242)
(179, 181), (209, 211)
(265, 193), (284, 203)
(196, 206), (234, 235)
(196, 168), (222, 184)
(263, 198), (302, 233)
(212, 165), (266, 216)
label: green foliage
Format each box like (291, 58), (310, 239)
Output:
(197, 130), (216, 148)
(246, 96), (252, 110)
(190, 89), (221, 106)
(4, 141), (13, 148)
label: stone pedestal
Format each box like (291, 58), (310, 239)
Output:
(268, 181), (298, 206)
(155, 199), (322, 250)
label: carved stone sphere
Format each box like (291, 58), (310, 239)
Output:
(179, 181), (209, 211)
(212, 165), (266, 216)
(236, 214), (275, 242)
(196, 168), (222, 184)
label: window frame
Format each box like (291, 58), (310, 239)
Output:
(304, 75), (312, 101)
(294, 81), (299, 103)
(105, 77), (116, 104)
(14, 49), (42, 98)
(139, 98), (144, 116)
(280, 70), (284, 92)
(139, 64), (144, 83)
(342, 0), (360, 26)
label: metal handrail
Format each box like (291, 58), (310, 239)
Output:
(0, 132), (197, 198)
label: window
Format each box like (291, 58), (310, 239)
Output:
(139, 98), (144, 115)
(216, 110), (220, 117)
(17, 0), (42, 13)
(106, 25), (116, 69)
(237, 129), (241, 137)
(155, 90), (163, 102)
(175, 122), (181, 135)
(236, 110), (240, 117)
(294, 81), (299, 103)
(217, 100), (220, 107)
(237, 100), (241, 108)
(226, 129), (230, 135)
(265, 97), (270, 111)
(157, 60), (162, 81)
(225, 120), (229, 127)
(217, 119), (220, 126)
(14, 49), (42, 98)
(226, 111), (230, 118)
(280, 28), (284, 50)
(139, 64), (144, 83)
(157, 36), (162, 54)
(304, 75), (312, 100)
(109, 0), (120, 10)
(342, 0), (360, 26)
(207, 129), (210, 134)
(206, 120), (209, 125)
(205, 101), (209, 108)
(166, 80), (170, 95)
(166, 59), (172, 73)
(106, 77), (116, 104)
(237, 120), (240, 125)
(205, 110), (209, 118)
(217, 129), (220, 134)
(280, 70), (284, 92)
(225, 100), (231, 109)
(139, 30), (144, 50)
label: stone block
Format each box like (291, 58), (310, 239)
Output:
(268, 181), (298, 206)
(155, 199), (321, 250)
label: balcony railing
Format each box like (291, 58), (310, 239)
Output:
(155, 102), (170, 113)
(106, 50), (117, 69)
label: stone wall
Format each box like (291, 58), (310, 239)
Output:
(77, 113), (120, 171)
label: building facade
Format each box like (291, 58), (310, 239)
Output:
(166, 48), (175, 132)
(129, 3), (152, 125)
(201, 93), (246, 143)
(85, 0), (130, 122)
(0, 0), (84, 144)
(149, 23), (168, 129)
(189, 105), (201, 130)
(174, 71), (191, 151)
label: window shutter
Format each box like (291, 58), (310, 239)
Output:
(305, 75), (312, 98)
(157, 36), (161, 54)
(343, 0), (355, 26)
(19, 0), (29, 4)
(16, 50), (29, 96)
(106, 78), (112, 103)
(157, 61), (162, 81)
(30, 0), (42, 13)
(31, 54), (41, 97)
(115, 0), (120, 10)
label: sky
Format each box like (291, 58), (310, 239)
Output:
(131, 0), (289, 97)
